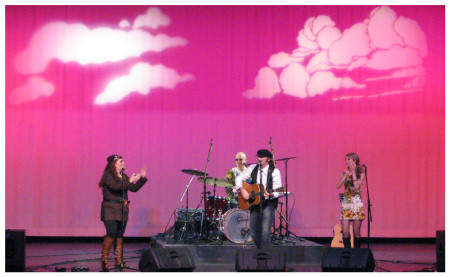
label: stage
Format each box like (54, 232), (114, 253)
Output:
(20, 236), (437, 272)
(147, 234), (322, 271)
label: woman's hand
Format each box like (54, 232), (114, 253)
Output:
(140, 166), (147, 178)
(130, 173), (141, 183)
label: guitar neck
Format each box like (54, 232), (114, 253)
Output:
(253, 187), (284, 197)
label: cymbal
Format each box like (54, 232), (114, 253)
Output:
(198, 177), (233, 187)
(181, 169), (208, 176)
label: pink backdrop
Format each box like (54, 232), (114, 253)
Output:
(5, 5), (444, 237)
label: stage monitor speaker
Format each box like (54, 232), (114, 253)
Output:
(321, 247), (375, 272)
(436, 230), (445, 272)
(139, 247), (195, 272)
(6, 229), (26, 272)
(235, 248), (287, 272)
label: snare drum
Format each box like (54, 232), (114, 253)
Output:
(222, 209), (252, 244)
(206, 196), (229, 220)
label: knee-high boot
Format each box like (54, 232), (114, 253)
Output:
(354, 237), (361, 248)
(114, 238), (127, 268)
(101, 236), (114, 272)
(343, 237), (351, 248)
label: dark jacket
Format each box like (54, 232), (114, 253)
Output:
(100, 171), (147, 221)
(249, 164), (278, 210)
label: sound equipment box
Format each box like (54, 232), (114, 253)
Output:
(139, 247), (195, 272)
(321, 247), (375, 272)
(6, 229), (26, 272)
(436, 230), (445, 272)
(235, 248), (287, 272)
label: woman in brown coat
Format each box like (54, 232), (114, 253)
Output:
(98, 154), (147, 271)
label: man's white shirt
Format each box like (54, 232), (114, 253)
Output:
(235, 164), (283, 198)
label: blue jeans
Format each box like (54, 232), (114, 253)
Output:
(250, 204), (275, 249)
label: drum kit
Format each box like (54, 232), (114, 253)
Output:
(175, 168), (252, 244)
(172, 139), (300, 244)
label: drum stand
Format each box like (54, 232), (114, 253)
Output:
(207, 180), (225, 244)
(178, 175), (202, 242)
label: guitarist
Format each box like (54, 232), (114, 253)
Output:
(235, 149), (282, 249)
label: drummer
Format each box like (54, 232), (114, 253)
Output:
(225, 152), (247, 209)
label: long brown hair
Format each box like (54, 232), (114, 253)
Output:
(98, 155), (122, 188)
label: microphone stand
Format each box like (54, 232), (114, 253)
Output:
(200, 139), (213, 238)
(259, 161), (263, 214)
(275, 157), (297, 237)
(364, 165), (372, 248)
(118, 169), (126, 270)
(179, 175), (195, 240)
(273, 157), (304, 243)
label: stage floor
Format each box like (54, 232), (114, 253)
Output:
(21, 238), (437, 272)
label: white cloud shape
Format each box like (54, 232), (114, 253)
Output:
(395, 16), (428, 57)
(367, 66), (425, 81)
(368, 6), (404, 49)
(119, 19), (131, 28)
(308, 72), (366, 97)
(11, 7), (193, 105)
(10, 77), (55, 104)
(94, 62), (194, 105)
(306, 50), (330, 73)
(308, 71), (341, 97)
(132, 7), (171, 29)
(14, 22), (188, 75)
(243, 67), (280, 99)
(367, 45), (423, 70)
(328, 22), (372, 66)
(317, 26), (341, 50)
(268, 52), (294, 68)
(279, 63), (309, 98)
(244, 5), (428, 100)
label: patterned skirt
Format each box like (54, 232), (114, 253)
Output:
(340, 195), (365, 220)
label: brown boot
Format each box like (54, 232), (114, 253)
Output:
(101, 236), (114, 272)
(114, 238), (127, 268)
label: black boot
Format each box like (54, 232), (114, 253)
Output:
(354, 237), (361, 248)
(343, 237), (351, 248)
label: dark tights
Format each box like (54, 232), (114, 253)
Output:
(103, 220), (127, 239)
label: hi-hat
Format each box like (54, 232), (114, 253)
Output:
(181, 169), (208, 176)
(198, 177), (233, 187)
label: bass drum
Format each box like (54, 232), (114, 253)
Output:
(222, 209), (252, 244)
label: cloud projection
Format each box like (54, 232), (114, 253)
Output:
(95, 63), (194, 104)
(9, 76), (55, 105)
(244, 6), (428, 100)
(11, 7), (193, 105)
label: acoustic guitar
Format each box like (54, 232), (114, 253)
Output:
(331, 224), (354, 248)
(238, 182), (285, 210)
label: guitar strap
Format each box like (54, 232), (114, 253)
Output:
(250, 165), (274, 189)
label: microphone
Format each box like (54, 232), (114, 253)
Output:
(258, 158), (262, 163)
(362, 164), (367, 168)
(210, 139), (213, 149)
(120, 166), (125, 174)
(206, 191), (211, 195)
